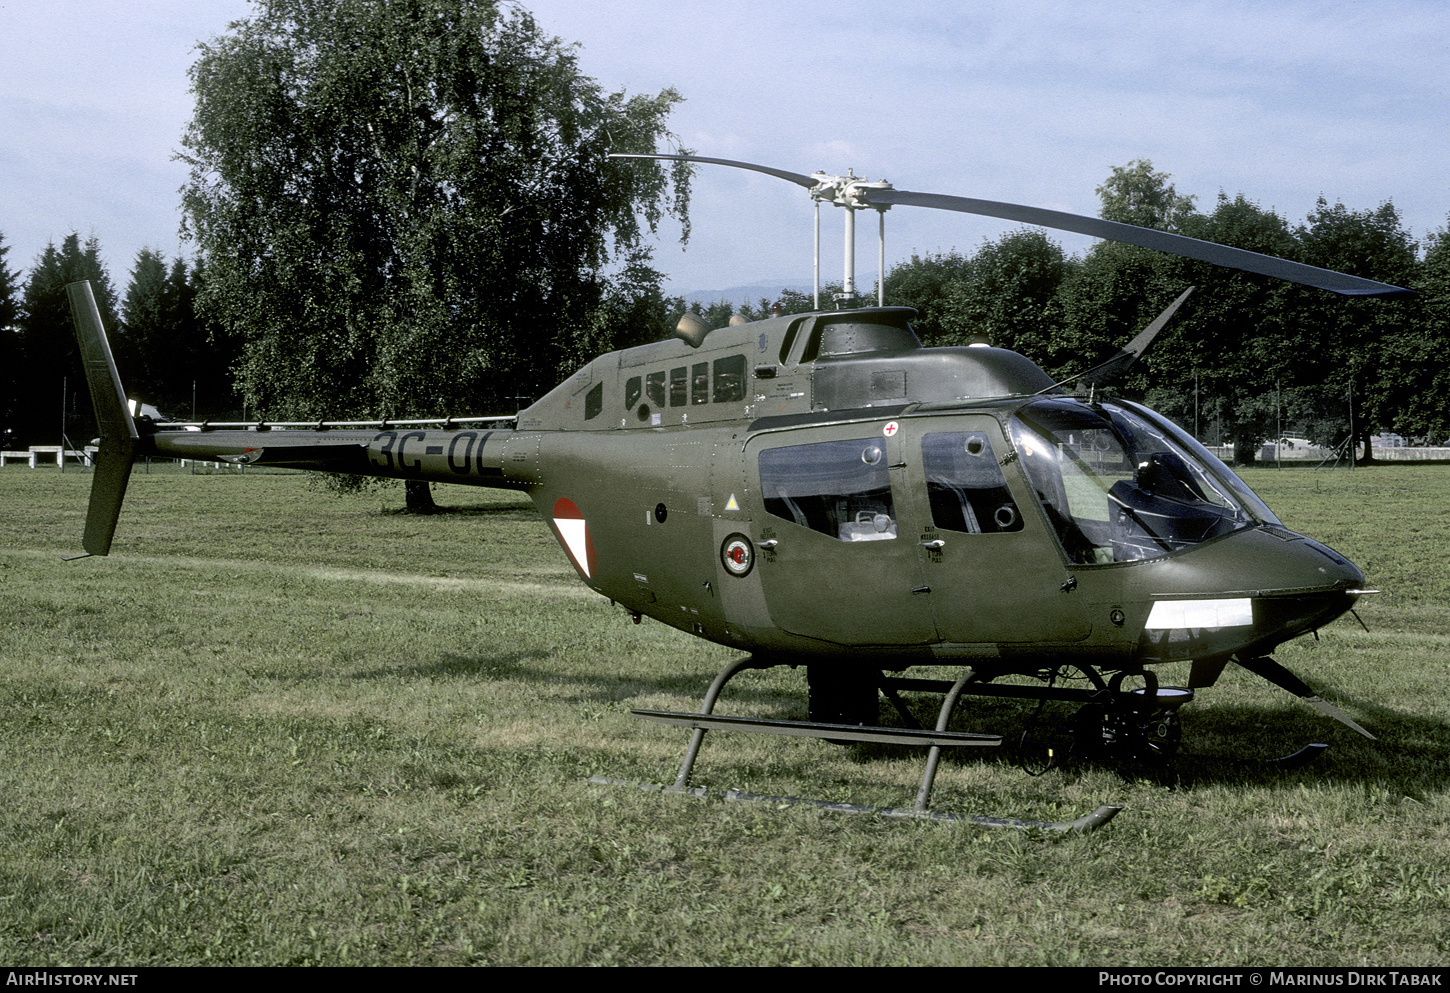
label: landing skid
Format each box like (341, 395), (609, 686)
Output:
(588, 776), (1123, 833)
(1266, 742), (1330, 770)
(598, 656), (1122, 832)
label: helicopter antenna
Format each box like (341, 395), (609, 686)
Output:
(1048, 286), (1197, 394)
(608, 153), (1412, 299)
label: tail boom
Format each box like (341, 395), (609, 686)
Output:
(65, 279), (526, 556)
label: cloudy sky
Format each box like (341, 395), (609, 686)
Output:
(3, 0), (1446, 299)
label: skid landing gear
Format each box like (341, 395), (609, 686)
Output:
(591, 655), (1123, 833)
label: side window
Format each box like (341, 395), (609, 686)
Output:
(759, 439), (896, 541)
(922, 432), (1022, 533)
(691, 362), (709, 404)
(713, 354), (746, 403)
(645, 371), (666, 408)
(584, 382), (603, 420)
(625, 376), (642, 410)
(669, 367), (687, 407)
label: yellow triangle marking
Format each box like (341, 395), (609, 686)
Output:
(726, 494), (740, 511)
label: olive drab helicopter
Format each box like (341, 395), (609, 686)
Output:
(65, 153), (1408, 831)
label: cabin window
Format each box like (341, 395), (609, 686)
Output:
(646, 371), (666, 408)
(669, 367), (687, 407)
(625, 376), (642, 410)
(584, 382), (603, 420)
(713, 354), (746, 403)
(921, 432), (1023, 533)
(759, 439), (897, 542)
(692, 362), (710, 404)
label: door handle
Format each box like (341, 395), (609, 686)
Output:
(756, 539), (779, 549)
(920, 539), (945, 549)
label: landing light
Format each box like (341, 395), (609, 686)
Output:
(1145, 598), (1254, 631)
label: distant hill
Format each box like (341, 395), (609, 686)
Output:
(678, 279), (813, 308)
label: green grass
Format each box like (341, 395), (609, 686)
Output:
(1, 463), (1447, 965)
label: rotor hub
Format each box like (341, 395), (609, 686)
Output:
(809, 169), (893, 210)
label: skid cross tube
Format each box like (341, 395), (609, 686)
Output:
(642, 656), (1001, 791)
(668, 655), (772, 789)
(915, 667), (980, 811)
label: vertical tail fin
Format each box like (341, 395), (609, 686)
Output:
(66, 280), (139, 556)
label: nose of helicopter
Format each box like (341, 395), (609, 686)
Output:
(1248, 530), (1368, 646)
(1137, 526), (1368, 662)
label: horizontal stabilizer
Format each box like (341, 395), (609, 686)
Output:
(210, 442), (372, 471)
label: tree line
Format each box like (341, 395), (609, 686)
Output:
(2, 1), (1444, 464)
(3, 166), (1444, 463)
(0, 233), (241, 451)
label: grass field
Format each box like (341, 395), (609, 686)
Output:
(1, 462), (1447, 966)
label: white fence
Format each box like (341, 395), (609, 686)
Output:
(1205, 443), (1450, 463)
(1371, 447), (1450, 461)
(0, 446), (97, 467)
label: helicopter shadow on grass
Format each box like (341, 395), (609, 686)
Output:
(1172, 695), (1450, 796)
(350, 649), (804, 714)
(378, 504), (539, 522)
(808, 685), (1450, 795)
(347, 648), (1449, 796)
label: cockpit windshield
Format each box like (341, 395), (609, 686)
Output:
(1008, 398), (1280, 565)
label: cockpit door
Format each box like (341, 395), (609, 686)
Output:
(746, 420), (936, 646)
(899, 416), (1091, 644)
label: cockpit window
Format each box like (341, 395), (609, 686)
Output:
(1009, 398), (1267, 565)
(1119, 399), (1282, 529)
(921, 432), (1023, 533)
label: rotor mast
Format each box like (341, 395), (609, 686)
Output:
(809, 169), (892, 308)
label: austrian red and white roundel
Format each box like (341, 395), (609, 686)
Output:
(720, 533), (754, 578)
(551, 498), (597, 579)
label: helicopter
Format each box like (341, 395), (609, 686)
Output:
(64, 154), (1407, 830)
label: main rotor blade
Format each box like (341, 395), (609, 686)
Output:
(860, 188), (1411, 297)
(615, 153), (1412, 297)
(609, 153), (817, 189)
